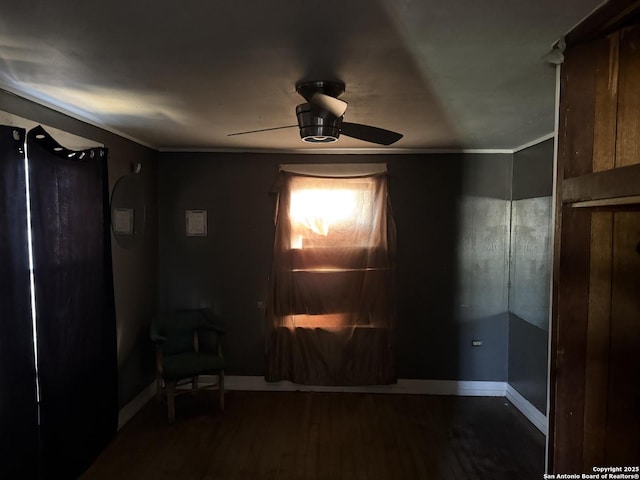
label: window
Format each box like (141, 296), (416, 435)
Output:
(265, 166), (396, 384)
(271, 171), (391, 328)
(289, 176), (379, 250)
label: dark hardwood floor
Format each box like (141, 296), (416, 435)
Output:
(83, 390), (545, 480)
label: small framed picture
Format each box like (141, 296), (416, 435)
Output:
(113, 208), (134, 235)
(186, 210), (207, 236)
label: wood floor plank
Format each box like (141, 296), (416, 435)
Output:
(83, 391), (545, 480)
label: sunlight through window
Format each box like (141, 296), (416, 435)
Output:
(288, 178), (377, 250)
(290, 188), (358, 237)
(23, 141), (41, 416)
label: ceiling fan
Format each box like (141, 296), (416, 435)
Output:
(228, 80), (403, 146)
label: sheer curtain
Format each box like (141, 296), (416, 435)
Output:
(266, 169), (396, 385)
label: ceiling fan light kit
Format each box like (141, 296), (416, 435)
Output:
(296, 103), (341, 143)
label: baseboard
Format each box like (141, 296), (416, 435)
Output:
(201, 375), (507, 396)
(505, 384), (547, 435)
(117, 381), (156, 431)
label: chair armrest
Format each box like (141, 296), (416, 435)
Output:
(200, 322), (227, 335)
(150, 321), (168, 343)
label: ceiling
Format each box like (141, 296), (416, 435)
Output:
(0, 0), (603, 152)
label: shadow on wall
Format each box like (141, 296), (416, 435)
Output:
(507, 138), (555, 414)
(391, 154), (512, 383)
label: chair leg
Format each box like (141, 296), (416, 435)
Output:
(156, 375), (163, 401)
(166, 381), (176, 424)
(192, 375), (198, 394)
(218, 371), (225, 411)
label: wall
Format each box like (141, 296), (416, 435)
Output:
(1, 88), (550, 397)
(0, 90), (159, 407)
(508, 139), (554, 413)
(0, 86), (556, 407)
(158, 151), (512, 381)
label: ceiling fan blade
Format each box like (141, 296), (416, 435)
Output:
(310, 93), (348, 118)
(228, 125), (298, 136)
(341, 122), (403, 145)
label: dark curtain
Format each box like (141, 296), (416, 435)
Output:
(27, 126), (117, 479)
(0, 126), (39, 479)
(266, 172), (397, 385)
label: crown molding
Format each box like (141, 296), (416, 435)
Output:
(158, 146), (514, 155)
(1, 87), (156, 150)
(512, 132), (555, 153)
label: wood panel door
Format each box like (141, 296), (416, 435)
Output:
(551, 16), (640, 473)
(606, 212), (640, 464)
(552, 208), (640, 472)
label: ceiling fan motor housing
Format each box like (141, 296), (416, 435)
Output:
(296, 103), (341, 143)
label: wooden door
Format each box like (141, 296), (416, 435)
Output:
(551, 17), (640, 473)
(606, 212), (640, 464)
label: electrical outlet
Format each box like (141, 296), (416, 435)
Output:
(472, 340), (483, 346)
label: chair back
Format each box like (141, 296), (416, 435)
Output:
(152, 309), (213, 356)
